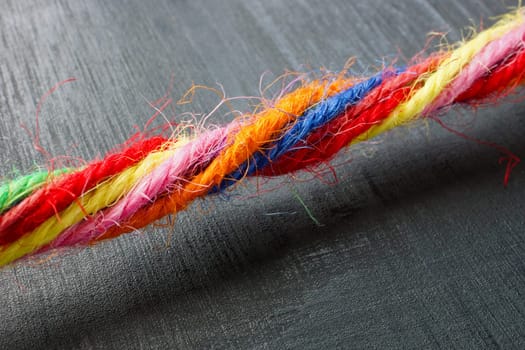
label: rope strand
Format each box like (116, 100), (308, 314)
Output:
(1, 9), (524, 267)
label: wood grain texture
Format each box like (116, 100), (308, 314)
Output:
(1, 0), (525, 349)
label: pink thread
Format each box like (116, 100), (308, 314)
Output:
(44, 124), (236, 249)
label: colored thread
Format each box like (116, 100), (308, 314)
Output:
(262, 21), (525, 176)
(1, 78), (351, 262)
(0, 9), (524, 267)
(260, 55), (445, 175)
(47, 125), (235, 249)
(97, 78), (352, 241)
(0, 140), (185, 265)
(424, 21), (525, 115)
(94, 10), (525, 242)
(456, 47), (525, 102)
(0, 136), (167, 245)
(0, 168), (70, 214)
(216, 70), (391, 190)
(352, 10), (524, 144)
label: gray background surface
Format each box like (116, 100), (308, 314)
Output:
(1, 0), (525, 349)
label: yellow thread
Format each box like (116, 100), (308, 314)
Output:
(352, 10), (524, 144)
(0, 139), (186, 266)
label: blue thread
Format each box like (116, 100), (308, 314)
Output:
(213, 67), (403, 193)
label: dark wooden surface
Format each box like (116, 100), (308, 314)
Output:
(1, 0), (525, 349)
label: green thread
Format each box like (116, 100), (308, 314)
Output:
(290, 187), (324, 227)
(0, 168), (70, 213)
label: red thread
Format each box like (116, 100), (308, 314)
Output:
(261, 48), (525, 177)
(456, 48), (525, 103)
(430, 116), (520, 186)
